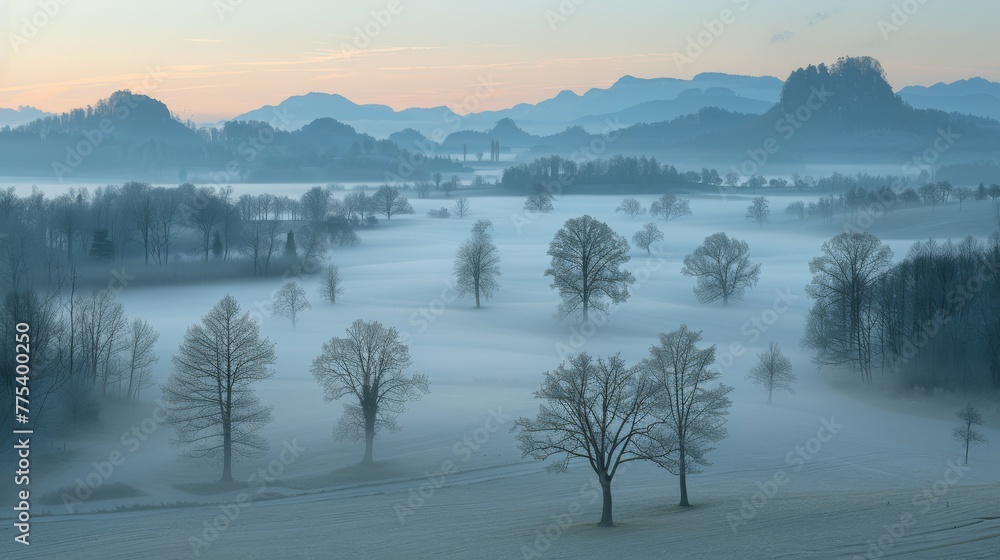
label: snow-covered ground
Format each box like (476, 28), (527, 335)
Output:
(4, 192), (999, 559)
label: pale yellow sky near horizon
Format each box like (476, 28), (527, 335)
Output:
(1, 0), (998, 122)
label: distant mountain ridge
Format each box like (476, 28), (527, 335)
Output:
(0, 105), (53, 128)
(3, 58), (1000, 182)
(898, 77), (1000, 122)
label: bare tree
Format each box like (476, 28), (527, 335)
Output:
(681, 232), (761, 306)
(150, 187), (181, 264)
(242, 221), (283, 276)
(746, 342), (795, 404)
(632, 223), (663, 255)
(372, 185), (414, 220)
(0, 289), (66, 445)
(272, 282), (311, 328)
(524, 187), (554, 214)
(442, 176), (459, 197)
(187, 187), (224, 261)
(123, 182), (155, 264)
(301, 186), (331, 222)
(639, 326), (733, 507)
(414, 182), (432, 199)
(513, 353), (670, 527)
(616, 198), (646, 219)
(123, 318), (159, 400)
(77, 290), (129, 394)
(745, 196), (770, 226)
(954, 187), (975, 209)
(649, 194), (692, 223)
(163, 295), (276, 482)
(318, 265), (344, 304)
(919, 182), (948, 212)
(805, 232), (892, 384)
(454, 219), (501, 308)
(545, 215), (634, 322)
(343, 191), (371, 222)
(311, 320), (430, 465)
(453, 197), (471, 218)
(952, 402), (988, 464)
(786, 201), (806, 220)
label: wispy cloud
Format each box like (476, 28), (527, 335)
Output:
(770, 31), (795, 44)
(376, 53), (674, 73)
(805, 8), (844, 26)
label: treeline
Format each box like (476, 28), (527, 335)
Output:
(501, 155), (687, 192)
(502, 155), (940, 196)
(0, 182), (375, 297)
(0, 286), (160, 445)
(805, 231), (1000, 391)
(786, 183), (1000, 223)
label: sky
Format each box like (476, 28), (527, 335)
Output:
(1, 0), (998, 122)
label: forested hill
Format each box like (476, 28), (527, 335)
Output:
(608, 56), (1000, 159)
(0, 91), (463, 182)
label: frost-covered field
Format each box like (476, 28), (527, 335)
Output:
(8, 193), (1000, 559)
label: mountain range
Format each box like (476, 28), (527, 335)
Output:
(0, 106), (54, 129)
(2, 57), (999, 183)
(6, 72), (1000, 140)
(218, 72), (1000, 138)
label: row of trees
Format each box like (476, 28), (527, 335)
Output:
(786, 183), (1000, 224)
(805, 231), (1000, 390)
(515, 326), (733, 526)
(0, 183), (364, 293)
(0, 282), (160, 443)
(162, 296), (801, 527)
(163, 297), (429, 480)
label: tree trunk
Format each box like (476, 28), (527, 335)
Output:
(965, 441), (969, 465)
(475, 283), (481, 309)
(222, 382), (234, 482)
(678, 448), (690, 507)
(598, 477), (614, 527)
(222, 420), (233, 482)
(362, 407), (376, 465)
(363, 429), (375, 465)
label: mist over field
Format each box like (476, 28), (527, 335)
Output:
(2, 2), (1000, 559)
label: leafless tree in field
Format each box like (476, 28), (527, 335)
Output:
(952, 402), (988, 464)
(311, 320), (430, 465)
(163, 295), (276, 482)
(545, 215), (634, 322)
(681, 232), (761, 306)
(649, 194), (692, 223)
(745, 196), (770, 226)
(632, 222), (663, 255)
(513, 353), (671, 527)
(640, 326), (733, 507)
(318, 265), (344, 304)
(454, 219), (501, 308)
(616, 198), (646, 219)
(453, 197), (471, 218)
(524, 187), (554, 214)
(372, 185), (414, 220)
(272, 281), (311, 328)
(746, 342), (796, 404)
